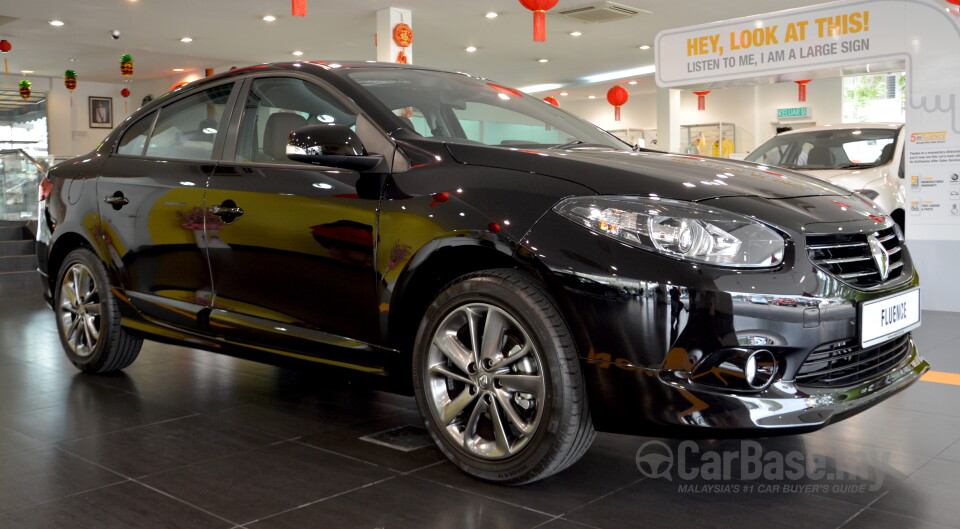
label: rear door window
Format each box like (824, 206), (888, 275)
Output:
(142, 83), (235, 161)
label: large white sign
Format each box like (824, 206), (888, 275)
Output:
(656, 0), (960, 242)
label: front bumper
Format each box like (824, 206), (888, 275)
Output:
(519, 206), (928, 436)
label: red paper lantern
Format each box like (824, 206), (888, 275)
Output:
(795, 80), (812, 102)
(607, 85), (629, 121)
(121, 88), (131, 98)
(692, 90), (711, 111)
(292, 0), (306, 17)
(519, 0), (559, 42)
(0, 40), (11, 76)
(543, 96), (560, 107)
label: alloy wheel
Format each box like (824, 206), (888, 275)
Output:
(58, 263), (102, 358)
(425, 303), (546, 460)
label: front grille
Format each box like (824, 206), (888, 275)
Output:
(796, 333), (912, 388)
(806, 226), (904, 288)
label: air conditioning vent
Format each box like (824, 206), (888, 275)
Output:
(555, 1), (650, 23)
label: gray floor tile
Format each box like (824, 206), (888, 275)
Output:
(246, 475), (551, 529)
(60, 414), (283, 478)
(0, 447), (125, 512)
(0, 481), (231, 529)
(140, 441), (396, 525)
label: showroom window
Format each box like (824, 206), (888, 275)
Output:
(235, 77), (356, 164)
(141, 83), (235, 161)
(842, 72), (906, 123)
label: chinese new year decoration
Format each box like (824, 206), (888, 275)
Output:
(543, 96), (560, 107)
(795, 79), (811, 102)
(121, 87), (131, 113)
(519, 0), (559, 42)
(606, 85), (629, 121)
(64, 70), (77, 91)
(393, 22), (413, 64)
(292, 0), (306, 17)
(393, 23), (413, 47)
(120, 54), (134, 77)
(18, 79), (30, 100)
(693, 90), (711, 111)
(0, 40), (11, 76)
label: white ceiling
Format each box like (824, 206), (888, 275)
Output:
(1, 0), (828, 99)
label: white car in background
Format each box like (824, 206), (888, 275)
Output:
(746, 123), (905, 230)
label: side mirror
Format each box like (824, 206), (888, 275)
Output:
(286, 124), (384, 171)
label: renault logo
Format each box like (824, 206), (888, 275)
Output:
(867, 235), (890, 281)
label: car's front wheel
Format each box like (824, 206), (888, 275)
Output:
(413, 269), (594, 484)
(55, 247), (142, 373)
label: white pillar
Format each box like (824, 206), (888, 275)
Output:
(656, 86), (681, 153)
(376, 7), (413, 64)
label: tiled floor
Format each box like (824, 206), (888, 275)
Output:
(1, 271), (958, 529)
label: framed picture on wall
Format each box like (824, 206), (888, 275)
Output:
(89, 96), (113, 129)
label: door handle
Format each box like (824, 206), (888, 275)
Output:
(208, 204), (244, 217)
(104, 193), (129, 209)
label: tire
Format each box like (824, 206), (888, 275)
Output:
(54, 247), (142, 373)
(412, 269), (595, 484)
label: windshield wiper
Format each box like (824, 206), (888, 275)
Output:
(837, 163), (877, 169)
(550, 140), (586, 150)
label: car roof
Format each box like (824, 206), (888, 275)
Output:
(779, 123), (903, 135)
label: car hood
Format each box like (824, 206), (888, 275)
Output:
(444, 143), (851, 201)
(798, 167), (885, 189)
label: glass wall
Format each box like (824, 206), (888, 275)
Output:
(0, 89), (49, 158)
(842, 72), (905, 123)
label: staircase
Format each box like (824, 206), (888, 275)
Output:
(0, 221), (36, 274)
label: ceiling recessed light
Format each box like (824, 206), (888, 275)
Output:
(173, 68), (184, 72)
(68, 57), (78, 62)
(560, 92), (568, 96)
(638, 44), (651, 50)
(262, 15), (277, 22)
(292, 50), (304, 56)
(49, 20), (65, 27)
(588, 95), (597, 99)
(465, 46), (477, 53)
(180, 37), (193, 43)
(570, 31), (582, 37)
(537, 58), (549, 63)
(628, 80), (638, 85)
(21, 70), (34, 74)
(484, 11), (498, 19)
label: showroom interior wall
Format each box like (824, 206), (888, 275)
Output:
(564, 77), (843, 153)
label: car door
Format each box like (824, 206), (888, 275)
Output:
(204, 75), (388, 366)
(96, 81), (238, 331)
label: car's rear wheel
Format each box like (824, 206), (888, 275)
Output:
(413, 269), (594, 484)
(55, 248), (142, 373)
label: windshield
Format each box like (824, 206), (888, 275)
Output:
(345, 68), (630, 150)
(745, 127), (900, 170)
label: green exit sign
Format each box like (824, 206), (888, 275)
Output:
(777, 107), (812, 119)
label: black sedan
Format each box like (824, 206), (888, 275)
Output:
(37, 62), (928, 484)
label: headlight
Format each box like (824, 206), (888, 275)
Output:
(554, 197), (785, 268)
